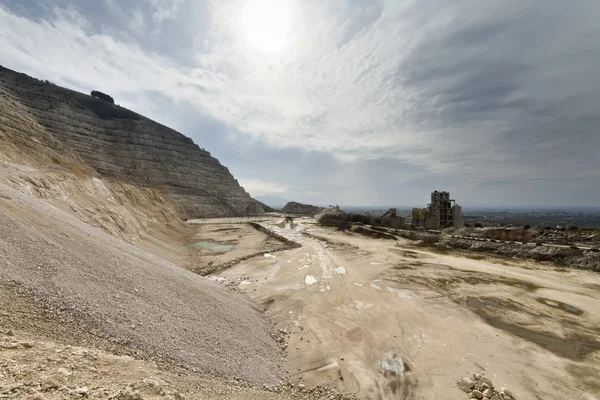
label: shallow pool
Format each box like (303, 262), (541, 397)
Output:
(188, 240), (234, 253)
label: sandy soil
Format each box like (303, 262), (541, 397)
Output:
(216, 218), (600, 400)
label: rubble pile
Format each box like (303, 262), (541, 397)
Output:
(458, 373), (515, 400)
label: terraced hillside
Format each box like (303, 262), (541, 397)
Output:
(0, 65), (264, 218)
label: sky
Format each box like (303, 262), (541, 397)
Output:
(0, 0), (599, 208)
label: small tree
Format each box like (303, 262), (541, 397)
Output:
(91, 90), (115, 104)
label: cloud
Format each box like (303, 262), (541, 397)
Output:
(0, 0), (599, 207)
(149, 0), (183, 25)
(238, 179), (289, 196)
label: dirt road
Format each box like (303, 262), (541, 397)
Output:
(218, 218), (600, 399)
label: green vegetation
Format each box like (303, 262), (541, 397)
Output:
(318, 213), (371, 231)
(81, 97), (140, 120)
(91, 90), (114, 104)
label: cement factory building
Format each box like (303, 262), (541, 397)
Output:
(412, 190), (462, 230)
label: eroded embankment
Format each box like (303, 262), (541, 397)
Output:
(390, 229), (600, 272)
(0, 183), (283, 386)
(197, 222), (302, 276)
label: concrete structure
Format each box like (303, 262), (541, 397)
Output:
(381, 208), (405, 229)
(412, 191), (462, 230)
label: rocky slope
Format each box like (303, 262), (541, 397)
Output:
(0, 84), (183, 241)
(281, 202), (325, 216)
(0, 65), (263, 219)
(440, 236), (600, 271)
(0, 181), (282, 386)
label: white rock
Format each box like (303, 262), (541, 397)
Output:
(57, 367), (72, 376)
(75, 387), (88, 396)
(461, 377), (475, 389)
(483, 388), (492, 398)
(471, 390), (484, 400)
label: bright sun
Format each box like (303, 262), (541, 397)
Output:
(240, 0), (291, 53)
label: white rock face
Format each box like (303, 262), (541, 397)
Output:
(0, 65), (264, 219)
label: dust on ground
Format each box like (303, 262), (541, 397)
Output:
(213, 218), (600, 400)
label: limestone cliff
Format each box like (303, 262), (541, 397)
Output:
(0, 65), (263, 219)
(0, 82), (184, 241)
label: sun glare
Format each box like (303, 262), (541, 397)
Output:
(240, 0), (291, 53)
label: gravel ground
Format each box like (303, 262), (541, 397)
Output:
(0, 182), (283, 386)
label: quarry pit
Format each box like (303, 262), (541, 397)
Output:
(190, 216), (600, 399)
(1, 66), (599, 400)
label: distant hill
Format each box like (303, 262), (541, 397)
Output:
(256, 200), (277, 212)
(281, 201), (325, 216)
(255, 195), (289, 209)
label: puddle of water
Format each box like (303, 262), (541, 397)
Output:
(239, 280), (251, 285)
(353, 283), (363, 287)
(537, 298), (583, 315)
(188, 240), (234, 253)
(264, 253), (276, 258)
(370, 283), (382, 290)
(305, 275), (318, 285)
(334, 267), (346, 275)
(422, 263), (451, 270)
(370, 262), (383, 265)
